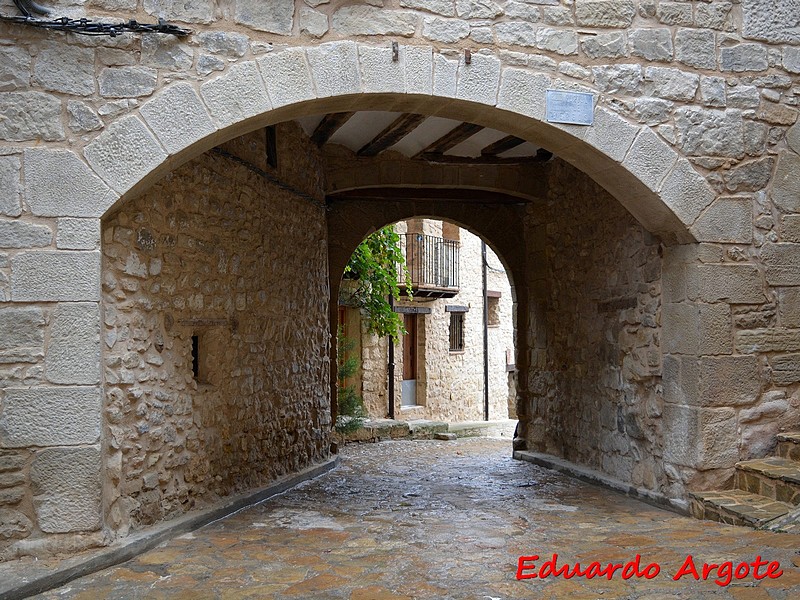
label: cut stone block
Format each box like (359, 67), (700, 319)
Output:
(258, 48), (315, 109)
(31, 447), (102, 533)
(140, 82), (216, 155)
(0, 386), (101, 447)
(45, 302), (101, 385)
(24, 149), (119, 218)
(83, 116), (168, 196)
(11, 251), (100, 302)
(307, 42), (361, 99)
(201, 62), (271, 128)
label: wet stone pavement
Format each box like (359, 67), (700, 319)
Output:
(33, 439), (800, 599)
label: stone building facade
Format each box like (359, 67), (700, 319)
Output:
(0, 0), (798, 558)
(344, 219), (516, 423)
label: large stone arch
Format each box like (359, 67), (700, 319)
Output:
(2, 27), (792, 558)
(69, 43), (706, 244)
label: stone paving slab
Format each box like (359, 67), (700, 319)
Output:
(16, 439), (800, 599)
(691, 489), (794, 527)
(0, 458), (338, 600)
(737, 457), (800, 485)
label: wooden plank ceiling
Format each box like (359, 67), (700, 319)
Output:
(296, 111), (553, 164)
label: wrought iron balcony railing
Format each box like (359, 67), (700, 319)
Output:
(399, 233), (460, 298)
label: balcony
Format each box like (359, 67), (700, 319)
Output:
(399, 233), (460, 299)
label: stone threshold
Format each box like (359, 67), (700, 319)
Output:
(0, 457), (339, 600)
(513, 450), (689, 516)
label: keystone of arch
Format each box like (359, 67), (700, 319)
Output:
(79, 42), (709, 243)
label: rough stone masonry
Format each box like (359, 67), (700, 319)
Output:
(0, 0), (799, 560)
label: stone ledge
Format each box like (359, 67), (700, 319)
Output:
(690, 489), (793, 528)
(513, 450), (689, 515)
(0, 457), (338, 600)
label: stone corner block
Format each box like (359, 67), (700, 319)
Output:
(621, 127), (678, 193)
(0, 386), (102, 447)
(660, 158), (717, 227)
(24, 149), (119, 218)
(695, 263), (764, 304)
(83, 115), (168, 196)
(662, 302), (700, 355)
(456, 53), (501, 106)
(663, 404), (738, 470)
(57, 218), (101, 250)
(307, 41), (362, 99)
(140, 82), (217, 156)
(31, 446), (102, 534)
(45, 302), (101, 385)
(200, 61), (272, 129)
(699, 355), (760, 407)
(258, 47), (315, 109)
(691, 196), (753, 244)
(11, 251), (100, 302)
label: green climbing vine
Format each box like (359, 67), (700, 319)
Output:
(342, 226), (408, 341)
(336, 226), (409, 433)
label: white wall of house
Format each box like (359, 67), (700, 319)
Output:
(355, 221), (515, 423)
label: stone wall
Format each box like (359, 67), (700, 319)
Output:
(355, 223), (515, 423)
(1, 0), (800, 557)
(99, 123), (330, 537)
(528, 159), (666, 492)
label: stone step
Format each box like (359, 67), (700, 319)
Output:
(407, 420), (448, 439)
(735, 456), (800, 505)
(777, 431), (800, 461)
(689, 490), (793, 528)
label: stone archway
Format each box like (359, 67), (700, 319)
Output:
(3, 40), (758, 557)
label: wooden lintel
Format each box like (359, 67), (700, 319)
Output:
(416, 153), (548, 165)
(445, 305), (469, 313)
(327, 187), (530, 204)
(357, 113), (427, 156)
(393, 306), (433, 314)
(413, 122), (484, 158)
(481, 134), (527, 156)
(311, 112), (355, 146)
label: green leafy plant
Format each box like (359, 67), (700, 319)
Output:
(336, 328), (366, 434)
(342, 226), (409, 341)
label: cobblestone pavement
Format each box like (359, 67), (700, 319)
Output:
(33, 439), (800, 599)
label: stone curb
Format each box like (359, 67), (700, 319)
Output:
(0, 457), (339, 600)
(513, 451), (689, 516)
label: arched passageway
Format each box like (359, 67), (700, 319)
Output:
(6, 41), (774, 558)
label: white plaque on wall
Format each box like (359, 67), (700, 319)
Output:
(545, 90), (595, 126)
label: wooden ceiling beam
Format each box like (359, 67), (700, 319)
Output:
(327, 187), (530, 204)
(416, 153), (549, 165)
(357, 113), (427, 157)
(310, 112), (355, 146)
(480, 135), (527, 156)
(412, 122), (484, 158)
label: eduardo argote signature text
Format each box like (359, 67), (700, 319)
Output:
(516, 553), (784, 587)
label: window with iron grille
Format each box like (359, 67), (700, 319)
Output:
(449, 312), (465, 352)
